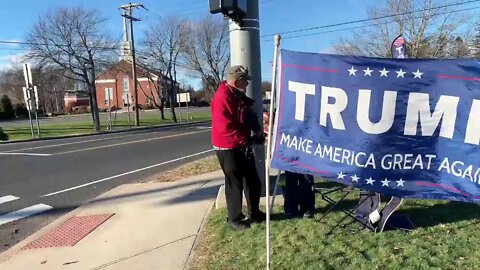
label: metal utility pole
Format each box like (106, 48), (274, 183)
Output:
(121, 3), (147, 127)
(22, 86), (35, 138)
(126, 93), (131, 128)
(33, 86), (40, 138)
(229, 1), (265, 186)
(22, 63), (41, 138)
(54, 87), (60, 113)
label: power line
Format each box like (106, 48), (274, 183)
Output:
(157, 0), (204, 11)
(262, 5), (480, 42)
(136, 51), (219, 74)
(170, 9), (207, 17)
(151, 5), (207, 18)
(261, 0), (480, 37)
(0, 40), (122, 51)
(2, 6), (477, 50)
(0, 47), (28, 51)
(139, 0), (207, 19)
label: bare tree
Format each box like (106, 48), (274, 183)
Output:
(0, 67), (24, 103)
(143, 16), (189, 123)
(34, 66), (75, 114)
(473, 23), (480, 58)
(261, 81), (272, 97)
(449, 36), (471, 58)
(0, 64), (75, 115)
(183, 16), (230, 94)
(201, 75), (216, 98)
(24, 7), (116, 132)
(135, 62), (167, 119)
(333, 0), (472, 58)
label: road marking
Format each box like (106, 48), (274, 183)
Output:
(194, 126), (212, 130)
(2, 125), (210, 153)
(41, 149), (214, 197)
(2, 123), (211, 153)
(54, 130), (210, 155)
(0, 204), (54, 226)
(0, 152), (52, 157)
(2, 134), (139, 153)
(0, 195), (19, 204)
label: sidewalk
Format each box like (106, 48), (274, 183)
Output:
(0, 171), (224, 270)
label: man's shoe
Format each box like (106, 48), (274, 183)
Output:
(250, 211), (266, 222)
(303, 211), (314, 219)
(229, 220), (250, 230)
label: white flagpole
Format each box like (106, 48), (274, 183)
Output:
(265, 34), (281, 270)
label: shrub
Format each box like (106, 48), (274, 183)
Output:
(0, 127), (8, 141)
(0, 95), (15, 119)
(70, 105), (90, 114)
(14, 103), (29, 118)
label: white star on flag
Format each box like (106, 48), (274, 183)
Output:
(381, 178), (390, 187)
(396, 69), (406, 78)
(363, 67), (373, 76)
(366, 177), (375, 185)
(351, 175), (360, 182)
(337, 172), (346, 179)
(413, 69), (423, 79)
(396, 178), (405, 187)
(379, 68), (389, 77)
(348, 66), (357, 76)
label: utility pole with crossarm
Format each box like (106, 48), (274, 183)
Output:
(120, 3), (147, 126)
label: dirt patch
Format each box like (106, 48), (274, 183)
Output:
(142, 155), (221, 183)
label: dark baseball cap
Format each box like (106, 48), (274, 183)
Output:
(226, 65), (251, 80)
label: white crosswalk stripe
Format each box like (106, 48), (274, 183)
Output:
(0, 195), (53, 226)
(0, 195), (19, 204)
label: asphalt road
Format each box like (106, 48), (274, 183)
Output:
(0, 106), (210, 128)
(0, 122), (213, 252)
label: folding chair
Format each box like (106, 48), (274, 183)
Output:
(269, 172), (409, 235)
(314, 184), (379, 235)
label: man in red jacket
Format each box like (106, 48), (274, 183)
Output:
(211, 65), (265, 230)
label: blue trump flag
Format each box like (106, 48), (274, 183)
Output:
(271, 49), (480, 203)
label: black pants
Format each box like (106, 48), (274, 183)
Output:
(215, 148), (262, 223)
(283, 172), (315, 215)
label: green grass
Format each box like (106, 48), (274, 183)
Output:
(2, 111), (211, 141)
(192, 181), (480, 270)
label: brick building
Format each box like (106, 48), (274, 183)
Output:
(95, 60), (173, 110)
(64, 90), (89, 108)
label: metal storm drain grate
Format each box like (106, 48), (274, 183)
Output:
(23, 214), (115, 249)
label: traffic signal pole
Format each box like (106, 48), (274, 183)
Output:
(229, 0), (265, 187)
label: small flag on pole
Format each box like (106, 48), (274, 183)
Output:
(391, 34), (407, 59)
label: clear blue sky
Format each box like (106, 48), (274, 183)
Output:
(3, 0), (472, 88)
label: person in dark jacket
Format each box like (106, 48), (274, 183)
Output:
(211, 65), (265, 230)
(283, 172), (315, 218)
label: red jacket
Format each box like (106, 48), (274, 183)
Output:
(211, 81), (250, 149)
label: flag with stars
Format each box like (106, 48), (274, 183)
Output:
(271, 49), (480, 203)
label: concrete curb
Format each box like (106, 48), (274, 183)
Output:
(0, 120), (211, 145)
(183, 199), (216, 270)
(0, 202), (85, 262)
(0, 169), (224, 263)
(214, 170), (285, 209)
